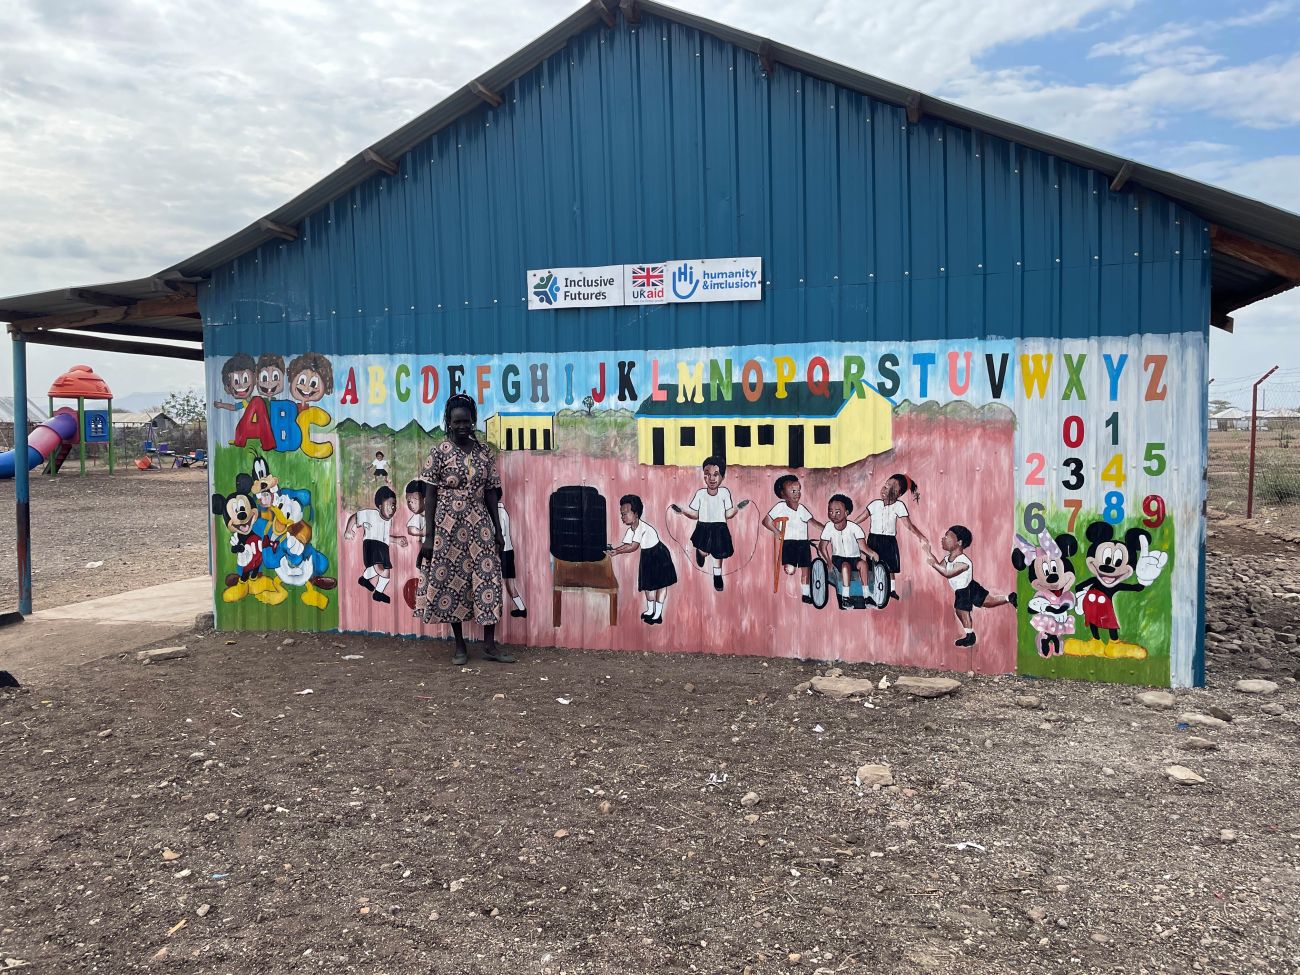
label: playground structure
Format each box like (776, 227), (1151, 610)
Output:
(47, 364), (114, 476)
(0, 364), (114, 480)
(0, 410), (80, 479)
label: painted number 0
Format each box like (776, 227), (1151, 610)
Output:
(1063, 415), (1085, 449)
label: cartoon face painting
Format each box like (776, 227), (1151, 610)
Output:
(255, 354), (286, 398)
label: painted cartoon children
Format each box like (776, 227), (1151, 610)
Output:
(854, 472), (927, 601)
(670, 455), (750, 592)
(404, 479), (426, 548)
(926, 525), (1016, 647)
(498, 499), (527, 618)
(215, 353), (256, 411)
(762, 473), (824, 604)
(344, 485), (408, 604)
(608, 494), (677, 625)
(372, 450), (389, 481)
(255, 353), (286, 399)
(819, 494), (877, 610)
(287, 352), (334, 411)
(1012, 530), (1079, 657)
(1074, 521), (1168, 642)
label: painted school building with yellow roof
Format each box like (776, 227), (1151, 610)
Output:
(635, 382), (893, 469)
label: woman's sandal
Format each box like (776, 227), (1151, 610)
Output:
(452, 646), (469, 666)
(482, 647), (516, 663)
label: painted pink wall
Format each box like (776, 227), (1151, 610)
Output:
(337, 413), (1017, 673)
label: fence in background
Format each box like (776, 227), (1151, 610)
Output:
(1208, 366), (1300, 521)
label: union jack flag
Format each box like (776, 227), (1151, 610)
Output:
(631, 265), (664, 287)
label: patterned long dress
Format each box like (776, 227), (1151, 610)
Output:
(413, 439), (503, 626)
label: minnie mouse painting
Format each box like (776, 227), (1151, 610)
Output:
(1074, 521), (1169, 642)
(1012, 530), (1078, 658)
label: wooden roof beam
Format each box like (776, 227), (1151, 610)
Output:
(470, 80), (503, 109)
(757, 40), (776, 77)
(905, 93), (924, 125)
(11, 294), (198, 333)
(66, 288), (134, 307)
(1211, 225), (1300, 281)
(20, 329), (203, 362)
(619, 0), (640, 25)
(1109, 161), (1134, 192)
(590, 0), (616, 28)
(258, 218), (298, 242)
(362, 148), (399, 176)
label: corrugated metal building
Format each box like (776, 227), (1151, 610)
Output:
(7, 2), (1300, 687)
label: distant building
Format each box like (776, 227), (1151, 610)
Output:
(635, 382), (893, 469)
(1210, 407), (1247, 431)
(0, 397), (50, 425)
(115, 410), (183, 436)
(485, 412), (556, 451)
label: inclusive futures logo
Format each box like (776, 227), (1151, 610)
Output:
(532, 271), (560, 306)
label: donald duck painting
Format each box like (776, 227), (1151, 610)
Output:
(257, 487), (337, 609)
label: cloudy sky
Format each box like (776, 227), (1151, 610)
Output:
(1, 0), (1298, 408)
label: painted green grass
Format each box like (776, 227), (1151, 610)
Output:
(1015, 507), (1175, 687)
(212, 444), (339, 632)
(337, 418), (438, 512)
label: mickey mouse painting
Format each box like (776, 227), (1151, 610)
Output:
(1074, 521), (1169, 642)
(211, 473), (264, 603)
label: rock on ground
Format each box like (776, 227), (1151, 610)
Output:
(808, 675), (877, 700)
(1235, 679), (1279, 695)
(1164, 765), (1206, 785)
(1179, 712), (1230, 729)
(1138, 690), (1176, 710)
(136, 646), (188, 664)
(856, 764), (894, 789)
(893, 676), (962, 698)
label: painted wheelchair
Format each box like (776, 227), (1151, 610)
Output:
(771, 518), (892, 610)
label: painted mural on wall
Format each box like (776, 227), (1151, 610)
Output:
(206, 334), (1198, 686)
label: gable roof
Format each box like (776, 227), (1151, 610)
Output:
(3, 0), (1299, 343)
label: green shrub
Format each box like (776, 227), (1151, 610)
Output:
(1255, 467), (1300, 505)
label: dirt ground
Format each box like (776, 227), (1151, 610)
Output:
(1, 475), (1298, 973)
(0, 467), (210, 613)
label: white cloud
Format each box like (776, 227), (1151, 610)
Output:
(0, 0), (1296, 400)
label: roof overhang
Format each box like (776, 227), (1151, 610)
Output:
(2, 0), (1299, 343)
(0, 275), (204, 360)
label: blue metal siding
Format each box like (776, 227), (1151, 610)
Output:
(202, 10), (1211, 355)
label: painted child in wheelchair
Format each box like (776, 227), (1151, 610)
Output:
(819, 494), (879, 609)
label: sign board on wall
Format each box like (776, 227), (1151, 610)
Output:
(528, 257), (762, 310)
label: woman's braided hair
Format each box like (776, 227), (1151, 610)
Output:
(443, 393), (478, 436)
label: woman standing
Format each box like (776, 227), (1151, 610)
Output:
(414, 394), (515, 665)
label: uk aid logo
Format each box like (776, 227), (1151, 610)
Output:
(628, 264), (665, 302)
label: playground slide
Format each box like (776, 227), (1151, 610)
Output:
(0, 409), (79, 479)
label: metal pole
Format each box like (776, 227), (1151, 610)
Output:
(12, 331), (32, 615)
(1246, 365), (1278, 520)
(77, 397), (86, 475)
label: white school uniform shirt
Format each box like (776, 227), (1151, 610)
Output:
(407, 512), (425, 537)
(767, 501), (813, 541)
(866, 498), (909, 536)
(354, 508), (391, 545)
(821, 520), (866, 558)
(689, 487), (733, 523)
(623, 521), (661, 549)
(372, 458), (387, 472)
(942, 553), (973, 590)
(497, 503), (514, 552)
